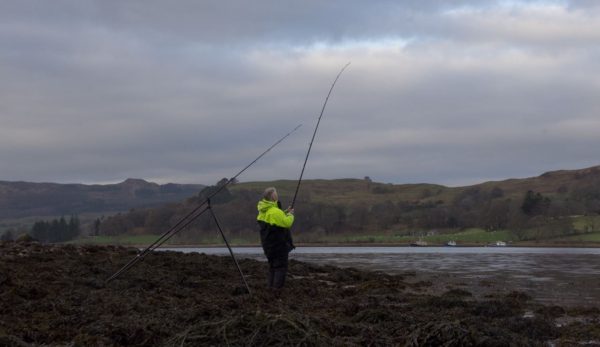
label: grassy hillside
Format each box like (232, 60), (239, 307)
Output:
(235, 179), (446, 205)
(89, 165), (600, 245)
(237, 165), (600, 209)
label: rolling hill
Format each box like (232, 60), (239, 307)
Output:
(0, 178), (205, 220)
(93, 165), (600, 244)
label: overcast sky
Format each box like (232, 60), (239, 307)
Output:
(1, 0), (599, 186)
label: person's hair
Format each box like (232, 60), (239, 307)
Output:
(262, 187), (277, 201)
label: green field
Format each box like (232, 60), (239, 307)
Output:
(291, 228), (515, 245)
(65, 224), (600, 246)
(572, 215), (600, 232)
(552, 232), (600, 242)
(71, 228), (514, 246)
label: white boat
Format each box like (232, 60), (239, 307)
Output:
(446, 240), (457, 246)
(494, 241), (507, 247)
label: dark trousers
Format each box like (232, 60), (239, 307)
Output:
(267, 253), (289, 289)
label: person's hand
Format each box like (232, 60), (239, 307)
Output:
(286, 207), (295, 215)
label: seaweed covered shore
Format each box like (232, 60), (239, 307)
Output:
(1, 241), (599, 346)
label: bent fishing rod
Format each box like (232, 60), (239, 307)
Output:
(106, 123), (302, 283)
(290, 62), (350, 208)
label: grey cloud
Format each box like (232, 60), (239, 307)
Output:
(1, 0), (599, 186)
(0, 0), (500, 47)
(567, 0), (600, 10)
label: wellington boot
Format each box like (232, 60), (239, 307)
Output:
(267, 269), (275, 288)
(272, 269), (287, 289)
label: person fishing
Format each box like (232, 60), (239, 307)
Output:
(257, 187), (295, 290)
(254, 63), (348, 292)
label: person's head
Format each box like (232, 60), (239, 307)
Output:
(262, 187), (278, 201)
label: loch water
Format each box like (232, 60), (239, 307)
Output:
(162, 246), (600, 306)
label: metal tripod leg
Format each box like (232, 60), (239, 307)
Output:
(208, 199), (251, 294)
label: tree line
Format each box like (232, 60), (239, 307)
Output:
(29, 216), (81, 243)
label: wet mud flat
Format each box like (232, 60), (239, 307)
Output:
(1, 241), (599, 346)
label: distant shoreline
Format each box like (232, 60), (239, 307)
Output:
(142, 242), (600, 248)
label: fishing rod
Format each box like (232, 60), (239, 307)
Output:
(290, 62), (350, 208)
(106, 123), (302, 283)
(105, 205), (210, 283)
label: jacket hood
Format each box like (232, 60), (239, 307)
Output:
(257, 199), (277, 213)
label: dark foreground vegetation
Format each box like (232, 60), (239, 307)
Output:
(1, 240), (599, 346)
